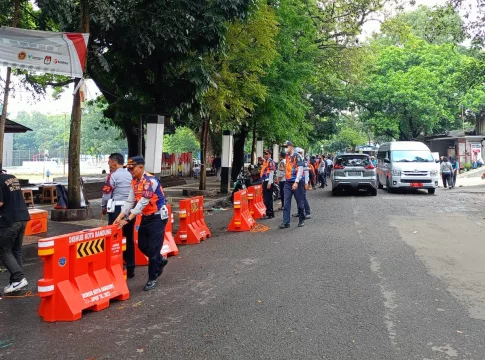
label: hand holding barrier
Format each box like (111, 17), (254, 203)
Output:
(228, 189), (256, 232)
(175, 196), (211, 245)
(37, 225), (129, 322)
(134, 205), (179, 266)
(247, 185), (266, 219)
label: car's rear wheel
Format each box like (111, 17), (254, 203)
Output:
(428, 188), (436, 195)
(377, 176), (383, 189)
(332, 189), (338, 196)
(370, 188), (378, 196)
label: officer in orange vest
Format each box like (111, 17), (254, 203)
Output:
(115, 156), (169, 291)
(260, 149), (276, 219)
(279, 141), (305, 229)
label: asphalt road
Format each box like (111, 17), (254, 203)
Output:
(2, 185), (485, 359)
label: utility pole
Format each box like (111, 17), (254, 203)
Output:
(0, 0), (21, 171)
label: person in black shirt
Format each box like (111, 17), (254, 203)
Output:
(0, 173), (31, 294)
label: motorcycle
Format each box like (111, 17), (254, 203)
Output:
(230, 167), (280, 203)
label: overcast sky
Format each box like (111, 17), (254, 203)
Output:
(1, 0), (460, 118)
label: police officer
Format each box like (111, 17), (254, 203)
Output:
(115, 156), (169, 291)
(260, 149), (276, 219)
(279, 141), (305, 229)
(102, 153), (136, 279)
(293, 148), (311, 220)
(276, 151), (286, 210)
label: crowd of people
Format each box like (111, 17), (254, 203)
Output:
(248, 141), (334, 229)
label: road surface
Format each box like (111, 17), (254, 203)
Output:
(2, 185), (485, 359)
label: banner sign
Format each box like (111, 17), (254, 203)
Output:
(0, 26), (89, 78)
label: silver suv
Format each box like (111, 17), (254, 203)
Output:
(331, 154), (378, 196)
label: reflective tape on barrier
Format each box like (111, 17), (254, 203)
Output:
(38, 240), (55, 248)
(38, 285), (55, 293)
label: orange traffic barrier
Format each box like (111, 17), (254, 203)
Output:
(37, 225), (129, 322)
(247, 185), (266, 219)
(25, 209), (48, 236)
(134, 205), (179, 266)
(161, 204), (179, 257)
(175, 196), (211, 245)
(228, 189), (256, 232)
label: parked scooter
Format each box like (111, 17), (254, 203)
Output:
(230, 167), (280, 203)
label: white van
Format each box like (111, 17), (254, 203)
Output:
(376, 141), (440, 194)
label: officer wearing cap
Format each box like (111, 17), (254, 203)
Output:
(294, 148), (311, 220)
(276, 151), (286, 210)
(101, 153), (136, 278)
(260, 149), (276, 219)
(279, 141), (305, 229)
(115, 156), (169, 291)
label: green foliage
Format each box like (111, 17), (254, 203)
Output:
(464, 162), (472, 171)
(202, 1), (278, 126)
(163, 127), (199, 154)
(356, 35), (466, 140)
(12, 104), (127, 156)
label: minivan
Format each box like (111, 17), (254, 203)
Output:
(376, 141), (439, 194)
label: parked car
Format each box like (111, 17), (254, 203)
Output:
(331, 154), (378, 196)
(376, 141), (439, 194)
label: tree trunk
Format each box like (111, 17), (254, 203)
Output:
(67, 0), (89, 208)
(0, 0), (21, 171)
(124, 118), (139, 157)
(251, 126), (257, 165)
(199, 117), (210, 190)
(476, 111), (485, 135)
(232, 125), (248, 181)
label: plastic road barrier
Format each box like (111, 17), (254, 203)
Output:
(228, 189), (256, 232)
(37, 225), (129, 322)
(247, 185), (266, 219)
(174, 196), (211, 245)
(25, 209), (48, 236)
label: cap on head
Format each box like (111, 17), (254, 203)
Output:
(282, 140), (294, 147)
(124, 155), (145, 168)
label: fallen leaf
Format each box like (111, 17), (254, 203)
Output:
(456, 330), (463, 334)
(132, 301), (144, 308)
(136, 348), (144, 353)
(257, 300), (263, 304)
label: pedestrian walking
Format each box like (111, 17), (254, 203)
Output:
(102, 153), (136, 279)
(115, 156), (169, 291)
(276, 151), (286, 210)
(213, 155), (222, 180)
(0, 172), (30, 294)
(326, 156), (334, 178)
(318, 155), (327, 187)
(450, 156), (459, 188)
(260, 149), (276, 219)
(279, 141), (305, 229)
(440, 157), (454, 189)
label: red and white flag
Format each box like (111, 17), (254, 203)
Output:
(0, 26), (89, 78)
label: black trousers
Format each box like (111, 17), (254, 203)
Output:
(279, 181), (285, 208)
(138, 214), (167, 281)
(0, 221), (26, 283)
(109, 206), (135, 273)
(262, 181), (274, 217)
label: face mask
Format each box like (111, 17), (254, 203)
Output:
(285, 148), (290, 154)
